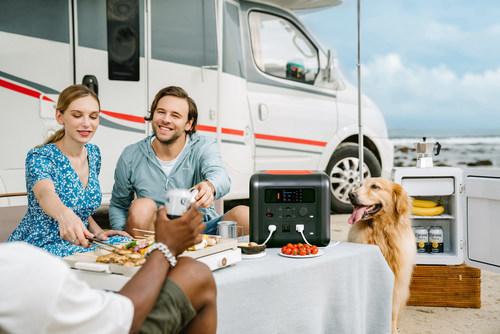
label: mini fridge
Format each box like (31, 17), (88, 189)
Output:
(393, 167), (500, 272)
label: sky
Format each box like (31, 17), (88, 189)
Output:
(298, 0), (500, 138)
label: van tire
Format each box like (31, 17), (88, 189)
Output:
(326, 143), (381, 213)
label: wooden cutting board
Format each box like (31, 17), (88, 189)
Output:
(64, 238), (238, 276)
(181, 238), (237, 259)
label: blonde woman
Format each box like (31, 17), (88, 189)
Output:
(8, 85), (129, 256)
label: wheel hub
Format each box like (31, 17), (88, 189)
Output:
(329, 157), (371, 205)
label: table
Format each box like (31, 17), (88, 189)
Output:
(213, 242), (394, 334)
(70, 241), (394, 333)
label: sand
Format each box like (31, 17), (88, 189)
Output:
(399, 270), (500, 334)
(331, 214), (500, 334)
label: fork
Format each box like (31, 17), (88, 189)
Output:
(87, 237), (124, 253)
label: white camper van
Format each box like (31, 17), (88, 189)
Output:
(0, 0), (393, 213)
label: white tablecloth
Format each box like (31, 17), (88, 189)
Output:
(213, 242), (394, 334)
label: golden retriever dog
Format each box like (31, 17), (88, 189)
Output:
(347, 177), (415, 333)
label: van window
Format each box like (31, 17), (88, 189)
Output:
(78, 0), (144, 57)
(248, 11), (318, 84)
(0, 0), (69, 43)
(78, 0), (107, 51)
(151, 0), (217, 67)
(223, 3), (245, 78)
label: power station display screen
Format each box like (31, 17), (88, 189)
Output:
(265, 188), (315, 203)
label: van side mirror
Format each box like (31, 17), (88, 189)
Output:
(323, 49), (345, 90)
(323, 49), (332, 82)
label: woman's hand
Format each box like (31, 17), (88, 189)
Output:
(57, 209), (93, 247)
(95, 229), (131, 241)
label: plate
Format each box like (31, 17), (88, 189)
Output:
(237, 242), (266, 255)
(242, 251), (266, 259)
(278, 249), (324, 258)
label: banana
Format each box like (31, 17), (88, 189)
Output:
(412, 205), (445, 216)
(412, 199), (439, 208)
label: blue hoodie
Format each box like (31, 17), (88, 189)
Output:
(109, 133), (230, 230)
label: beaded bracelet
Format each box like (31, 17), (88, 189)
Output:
(147, 242), (177, 267)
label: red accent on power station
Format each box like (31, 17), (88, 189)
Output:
(263, 170), (313, 175)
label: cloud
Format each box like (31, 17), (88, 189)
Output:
(359, 53), (500, 133)
(487, 24), (500, 35)
(423, 22), (462, 42)
(298, 1), (500, 135)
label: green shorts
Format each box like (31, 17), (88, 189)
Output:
(140, 278), (196, 334)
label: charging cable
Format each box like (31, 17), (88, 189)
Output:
(261, 224), (277, 245)
(295, 225), (341, 248)
(296, 224), (312, 246)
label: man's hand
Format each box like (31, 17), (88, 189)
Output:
(95, 229), (131, 241)
(193, 180), (215, 208)
(155, 206), (204, 256)
(120, 205), (206, 333)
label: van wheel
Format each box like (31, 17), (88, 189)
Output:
(326, 143), (381, 213)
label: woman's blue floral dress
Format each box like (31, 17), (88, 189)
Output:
(8, 143), (125, 257)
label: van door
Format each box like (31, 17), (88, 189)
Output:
(147, 0), (218, 140)
(146, 0), (252, 199)
(465, 168), (500, 273)
(242, 5), (337, 171)
(218, 0), (254, 199)
(74, 0), (148, 199)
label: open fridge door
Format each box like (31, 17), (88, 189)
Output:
(464, 168), (500, 273)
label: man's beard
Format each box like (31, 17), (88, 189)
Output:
(153, 126), (184, 145)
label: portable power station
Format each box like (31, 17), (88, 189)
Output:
(250, 171), (331, 247)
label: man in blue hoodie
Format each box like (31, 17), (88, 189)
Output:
(109, 86), (248, 235)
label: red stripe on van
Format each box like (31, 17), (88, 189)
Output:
(196, 125), (244, 136)
(255, 133), (327, 147)
(196, 125), (217, 132)
(264, 170), (313, 175)
(2, 79), (323, 148)
(0, 79), (54, 102)
(222, 128), (244, 136)
(100, 110), (145, 123)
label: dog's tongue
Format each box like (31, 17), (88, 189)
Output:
(348, 206), (369, 225)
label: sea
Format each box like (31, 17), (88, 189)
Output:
(391, 136), (500, 168)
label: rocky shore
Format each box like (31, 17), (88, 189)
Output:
(392, 137), (500, 168)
